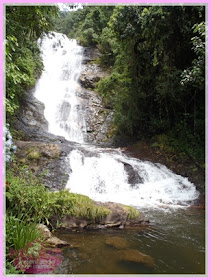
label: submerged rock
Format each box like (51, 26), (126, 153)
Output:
(105, 237), (130, 249)
(118, 249), (154, 268)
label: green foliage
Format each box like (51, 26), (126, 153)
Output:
(56, 5), (205, 161)
(95, 6), (205, 161)
(6, 6), (59, 117)
(6, 215), (42, 252)
(55, 6), (114, 46)
(6, 164), (111, 226)
(6, 259), (21, 274)
(6, 214), (42, 274)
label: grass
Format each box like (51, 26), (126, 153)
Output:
(6, 164), (111, 226)
(122, 205), (140, 220)
(6, 215), (42, 252)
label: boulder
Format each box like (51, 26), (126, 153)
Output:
(53, 201), (149, 230)
(36, 224), (52, 240)
(45, 236), (69, 248)
(36, 224), (69, 248)
(123, 162), (143, 185)
(100, 202), (129, 227)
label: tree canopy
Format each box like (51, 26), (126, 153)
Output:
(55, 5), (205, 160)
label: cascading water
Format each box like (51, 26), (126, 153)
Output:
(34, 32), (199, 209)
(34, 32), (86, 143)
(66, 148), (199, 208)
(32, 32), (204, 275)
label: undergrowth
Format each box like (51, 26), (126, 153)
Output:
(6, 164), (111, 226)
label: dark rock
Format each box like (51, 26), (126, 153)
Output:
(14, 92), (74, 144)
(79, 63), (108, 89)
(123, 162), (143, 185)
(75, 85), (114, 144)
(82, 47), (101, 64)
(16, 92), (48, 131)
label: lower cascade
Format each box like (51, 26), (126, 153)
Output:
(66, 148), (199, 208)
(34, 32), (199, 209)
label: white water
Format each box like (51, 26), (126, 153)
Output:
(66, 148), (199, 208)
(34, 32), (86, 143)
(34, 32), (199, 209)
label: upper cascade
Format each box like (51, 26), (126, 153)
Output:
(34, 32), (86, 143)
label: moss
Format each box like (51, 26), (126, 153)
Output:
(27, 151), (40, 160)
(26, 147), (40, 160)
(122, 205), (140, 220)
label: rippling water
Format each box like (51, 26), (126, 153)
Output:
(53, 208), (205, 275)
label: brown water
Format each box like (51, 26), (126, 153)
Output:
(53, 207), (205, 275)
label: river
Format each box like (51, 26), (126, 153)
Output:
(33, 32), (205, 275)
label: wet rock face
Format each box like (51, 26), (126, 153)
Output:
(76, 46), (114, 144)
(14, 140), (72, 190)
(82, 47), (101, 64)
(76, 85), (114, 144)
(14, 92), (71, 144)
(79, 64), (108, 89)
(16, 92), (48, 131)
(123, 162), (143, 185)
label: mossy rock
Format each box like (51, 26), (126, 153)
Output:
(27, 150), (40, 160)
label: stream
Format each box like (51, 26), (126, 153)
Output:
(33, 32), (205, 274)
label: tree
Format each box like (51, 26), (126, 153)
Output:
(6, 5), (59, 116)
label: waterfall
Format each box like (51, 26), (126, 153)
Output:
(34, 32), (86, 143)
(66, 148), (199, 208)
(34, 32), (199, 209)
